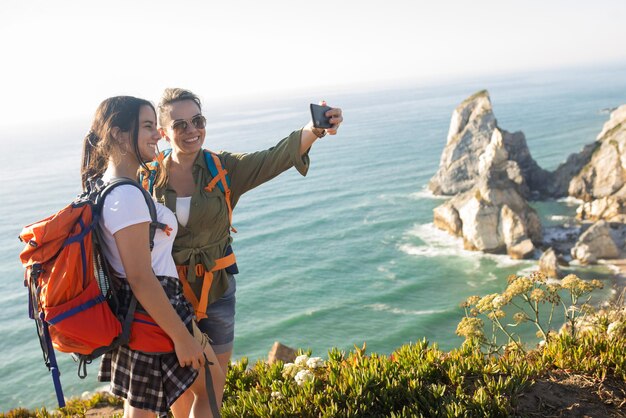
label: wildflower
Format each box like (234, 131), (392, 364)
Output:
(294, 355), (309, 367)
(294, 369), (314, 386)
(561, 274), (579, 290)
(271, 391), (284, 400)
(306, 357), (325, 369)
(493, 295), (509, 308)
(545, 284), (561, 303)
(535, 330), (544, 338)
(591, 279), (604, 289)
(507, 274), (519, 284)
(505, 277), (533, 297)
(530, 288), (546, 302)
(282, 363), (300, 379)
(530, 271), (547, 283)
(470, 308), (479, 317)
(461, 295), (480, 308)
(476, 294), (499, 313)
(456, 317), (484, 340)
(487, 310), (506, 320)
(513, 312), (528, 324)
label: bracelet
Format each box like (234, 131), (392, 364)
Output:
(311, 127), (327, 138)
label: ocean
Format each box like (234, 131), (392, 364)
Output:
(1, 66), (626, 411)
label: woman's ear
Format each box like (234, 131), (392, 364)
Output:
(111, 127), (121, 141)
(111, 127), (127, 144)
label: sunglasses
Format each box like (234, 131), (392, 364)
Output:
(170, 115), (207, 133)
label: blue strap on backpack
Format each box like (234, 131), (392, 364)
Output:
(141, 149), (229, 194)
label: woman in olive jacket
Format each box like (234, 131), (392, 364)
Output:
(152, 88), (343, 414)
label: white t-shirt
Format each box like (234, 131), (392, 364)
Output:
(98, 184), (179, 278)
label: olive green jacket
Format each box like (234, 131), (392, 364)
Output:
(154, 129), (310, 306)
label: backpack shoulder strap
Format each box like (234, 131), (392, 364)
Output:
(95, 178), (164, 249)
(203, 150), (236, 233)
(203, 150), (230, 192)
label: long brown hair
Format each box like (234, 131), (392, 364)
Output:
(81, 96), (155, 189)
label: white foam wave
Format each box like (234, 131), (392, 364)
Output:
(549, 215), (572, 221)
(485, 272), (498, 282)
(405, 223), (466, 248)
(365, 303), (444, 316)
(409, 187), (450, 200)
(516, 265), (539, 277)
(398, 243), (464, 258)
(482, 252), (533, 268)
(401, 223), (532, 268)
(557, 196), (583, 205)
(377, 265), (397, 280)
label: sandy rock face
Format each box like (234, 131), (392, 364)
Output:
(576, 196), (626, 222)
(538, 248), (563, 279)
(431, 91), (543, 257)
(429, 90), (497, 195)
(428, 91), (545, 197)
(569, 105), (626, 208)
(571, 221), (621, 264)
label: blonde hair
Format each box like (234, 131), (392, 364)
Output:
(157, 88), (202, 128)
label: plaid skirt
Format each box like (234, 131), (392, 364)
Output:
(98, 275), (198, 415)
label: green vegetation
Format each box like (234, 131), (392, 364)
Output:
(3, 275), (625, 417)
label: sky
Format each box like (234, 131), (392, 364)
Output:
(1, 0), (625, 127)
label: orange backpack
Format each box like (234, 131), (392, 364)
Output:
(19, 178), (171, 407)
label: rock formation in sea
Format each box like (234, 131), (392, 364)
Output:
(431, 91), (543, 259)
(428, 90), (548, 198)
(430, 91), (626, 267)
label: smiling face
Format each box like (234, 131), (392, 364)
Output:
(136, 105), (161, 162)
(160, 99), (206, 157)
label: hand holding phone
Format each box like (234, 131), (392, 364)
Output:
(310, 103), (333, 129)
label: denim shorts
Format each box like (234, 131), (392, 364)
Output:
(197, 273), (236, 354)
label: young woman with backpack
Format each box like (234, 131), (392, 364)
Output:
(81, 96), (222, 417)
(148, 88), (343, 414)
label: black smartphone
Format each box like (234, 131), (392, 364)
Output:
(310, 103), (333, 129)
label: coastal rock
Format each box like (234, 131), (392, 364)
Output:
(432, 94), (543, 257)
(499, 205), (535, 259)
(569, 105), (626, 204)
(576, 196), (626, 222)
(542, 142), (597, 198)
(428, 90), (496, 195)
(268, 341), (297, 364)
(571, 221), (621, 264)
(428, 90), (546, 197)
(458, 195), (502, 252)
(434, 176), (542, 256)
(538, 248), (563, 279)
(433, 201), (462, 236)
